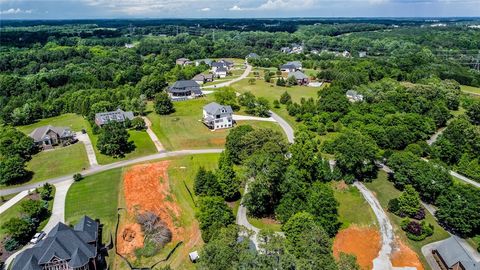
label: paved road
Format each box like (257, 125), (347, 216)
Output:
(0, 190), (31, 215)
(450, 170), (480, 188)
(426, 127), (446, 146)
(76, 132), (98, 167)
(236, 182), (261, 249)
(270, 111), (294, 144)
(202, 64), (252, 89)
(354, 181), (396, 270)
(142, 116), (166, 152)
(0, 149), (224, 196)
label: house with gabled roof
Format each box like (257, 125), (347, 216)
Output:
(214, 67), (228, 78)
(192, 73), (214, 85)
(175, 58), (192, 66)
(289, 71), (310, 85)
(245, 53), (259, 61)
(12, 216), (105, 270)
(432, 237), (480, 270)
(168, 80), (203, 101)
(202, 102), (234, 130)
(346, 90), (364, 102)
(94, 109), (134, 127)
(29, 125), (76, 150)
(280, 61), (302, 73)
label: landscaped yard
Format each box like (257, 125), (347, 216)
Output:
(332, 181), (377, 229)
(147, 96), (285, 151)
(365, 170), (451, 268)
(17, 113), (89, 134)
(461, 85), (480, 95)
(247, 217), (282, 232)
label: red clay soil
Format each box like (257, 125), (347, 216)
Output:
(117, 161), (183, 257)
(117, 223), (144, 255)
(391, 240), (424, 270)
(333, 225), (381, 270)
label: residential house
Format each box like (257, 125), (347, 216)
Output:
(124, 43), (134, 49)
(176, 58), (192, 66)
(346, 90), (364, 102)
(289, 71), (310, 85)
(280, 47), (292, 54)
(358, 51), (367, 58)
(214, 67), (228, 78)
(94, 109), (134, 127)
(432, 237), (480, 270)
(245, 53), (259, 62)
(29, 125), (76, 150)
(211, 61), (226, 72)
(280, 61), (302, 73)
(280, 44), (303, 54)
(342, 50), (351, 57)
(194, 59), (213, 66)
(202, 102), (234, 130)
(219, 59), (234, 69)
(192, 74), (214, 85)
(168, 80), (203, 100)
(12, 216), (106, 270)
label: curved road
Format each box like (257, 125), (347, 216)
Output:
(202, 64), (252, 89)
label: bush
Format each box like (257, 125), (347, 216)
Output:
(131, 117), (146, 130)
(73, 173), (83, 182)
(273, 100), (280, 108)
(4, 237), (19, 252)
(134, 239), (159, 258)
(40, 183), (53, 200)
(401, 218), (434, 241)
(154, 92), (175, 115)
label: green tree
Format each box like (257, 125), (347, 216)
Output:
(214, 87), (239, 111)
(276, 77), (286, 87)
(2, 217), (34, 243)
(194, 167), (222, 197)
(466, 100), (480, 125)
(280, 91), (292, 104)
(337, 253), (361, 270)
(0, 155), (28, 185)
(255, 97), (271, 117)
(264, 72), (272, 83)
(197, 196), (235, 242)
(97, 122), (134, 157)
(216, 151), (239, 201)
(20, 199), (49, 221)
(238, 92), (257, 115)
(131, 117), (146, 130)
(388, 185), (421, 218)
(306, 182), (341, 237)
(154, 92), (175, 115)
(287, 75), (297, 86)
(225, 125), (254, 164)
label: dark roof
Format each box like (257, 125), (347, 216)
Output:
(289, 71), (308, 80)
(203, 102), (233, 115)
(169, 80), (202, 95)
(29, 126), (74, 142)
(12, 216), (99, 270)
(216, 67), (227, 73)
(211, 61), (226, 68)
(94, 109), (134, 125)
(434, 237), (480, 270)
(280, 64), (296, 70)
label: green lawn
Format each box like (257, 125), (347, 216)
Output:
(365, 171), (450, 268)
(86, 125), (158, 165)
(147, 96), (285, 151)
(26, 143), (89, 183)
(17, 113), (89, 134)
(461, 85), (480, 95)
(247, 217), (282, 232)
(0, 193), (19, 207)
(65, 168), (124, 243)
(332, 181), (377, 229)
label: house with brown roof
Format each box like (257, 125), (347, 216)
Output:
(29, 126), (76, 150)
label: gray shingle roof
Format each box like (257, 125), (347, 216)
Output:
(95, 109), (134, 125)
(12, 216), (99, 270)
(169, 80), (202, 95)
(203, 102), (233, 115)
(211, 61), (226, 68)
(290, 71), (308, 80)
(29, 126), (74, 143)
(435, 237), (480, 270)
(281, 64), (296, 70)
(216, 67), (227, 73)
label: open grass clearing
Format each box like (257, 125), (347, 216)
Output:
(364, 170), (450, 269)
(461, 85), (480, 95)
(0, 192), (20, 207)
(147, 96), (285, 151)
(17, 113), (89, 134)
(247, 217), (282, 232)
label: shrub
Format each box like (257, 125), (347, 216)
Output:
(273, 100), (280, 108)
(40, 183), (53, 200)
(73, 173), (83, 182)
(401, 218), (434, 241)
(131, 117), (146, 130)
(134, 239), (159, 258)
(4, 237), (19, 252)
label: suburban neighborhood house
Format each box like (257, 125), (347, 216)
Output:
(12, 216), (105, 270)
(29, 125), (76, 150)
(214, 67), (228, 78)
(175, 57), (192, 66)
(94, 109), (134, 127)
(432, 237), (480, 270)
(280, 61), (302, 73)
(245, 53), (259, 62)
(288, 70), (310, 85)
(202, 102), (234, 130)
(192, 73), (214, 84)
(194, 59), (213, 66)
(346, 90), (364, 102)
(168, 80), (203, 100)
(211, 59), (234, 72)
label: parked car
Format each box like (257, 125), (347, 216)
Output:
(30, 231), (46, 244)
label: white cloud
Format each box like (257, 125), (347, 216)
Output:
(200, 7), (211, 11)
(229, 5), (244, 11)
(257, 0), (314, 10)
(0, 8), (32, 14)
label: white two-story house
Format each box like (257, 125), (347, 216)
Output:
(202, 102), (234, 130)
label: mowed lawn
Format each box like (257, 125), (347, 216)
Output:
(17, 113), (90, 134)
(26, 143), (89, 183)
(461, 85), (480, 95)
(332, 181), (377, 229)
(364, 171), (450, 267)
(147, 96), (285, 151)
(65, 168), (124, 243)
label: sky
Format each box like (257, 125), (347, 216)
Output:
(0, 0), (479, 19)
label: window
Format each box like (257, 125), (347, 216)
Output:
(216, 114), (220, 119)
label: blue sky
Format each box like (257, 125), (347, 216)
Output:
(1, 0), (479, 19)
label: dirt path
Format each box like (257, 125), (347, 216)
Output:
(141, 116), (165, 152)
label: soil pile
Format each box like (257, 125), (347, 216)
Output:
(391, 241), (424, 270)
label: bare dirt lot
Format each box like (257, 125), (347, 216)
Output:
(333, 225), (381, 270)
(391, 240), (424, 270)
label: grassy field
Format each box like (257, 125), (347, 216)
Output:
(365, 171), (450, 268)
(85, 125), (158, 165)
(0, 193), (19, 207)
(461, 85), (480, 95)
(26, 143), (89, 183)
(247, 217), (282, 232)
(332, 181), (377, 229)
(147, 96), (284, 151)
(17, 113), (89, 134)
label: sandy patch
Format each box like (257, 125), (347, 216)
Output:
(391, 240), (424, 270)
(333, 225), (381, 270)
(333, 180), (349, 191)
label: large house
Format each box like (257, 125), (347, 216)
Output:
(432, 237), (480, 270)
(168, 80), (203, 100)
(214, 67), (228, 78)
(94, 109), (134, 127)
(29, 125), (76, 150)
(12, 216), (106, 270)
(346, 90), (364, 102)
(280, 61), (302, 73)
(211, 59), (234, 73)
(192, 74), (214, 85)
(202, 102), (234, 130)
(289, 71), (310, 85)
(175, 58), (192, 66)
